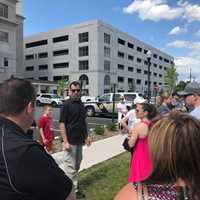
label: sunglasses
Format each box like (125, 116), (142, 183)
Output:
(71, 89), (80, 93)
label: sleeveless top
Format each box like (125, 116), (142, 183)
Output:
(133, 182), (191, 200)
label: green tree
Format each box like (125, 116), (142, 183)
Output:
(164, 65), (179, 93)
(57, 77), (69, 97)
(175, 80), (187, 91)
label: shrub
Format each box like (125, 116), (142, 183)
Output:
(106, 123), (117, 131)
(93, 125), (105, 135)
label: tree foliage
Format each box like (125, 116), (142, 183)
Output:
(175, 81), (187, 91)
(57, 77), (69, 97)
(164, 65), (179, 93)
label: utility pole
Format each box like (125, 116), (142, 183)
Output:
(112, 83), (116, 123)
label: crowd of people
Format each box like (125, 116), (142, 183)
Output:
(0, 77), (200, 199)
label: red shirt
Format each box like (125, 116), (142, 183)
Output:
(39, 115), (54, 142)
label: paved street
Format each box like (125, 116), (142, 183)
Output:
(35, 106), (117, 137)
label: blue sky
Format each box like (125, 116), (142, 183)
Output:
(24, 0), (200, 81)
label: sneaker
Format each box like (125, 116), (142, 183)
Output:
(76, 191), (86, 199)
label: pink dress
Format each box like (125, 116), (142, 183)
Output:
(128, 120), (152, 183)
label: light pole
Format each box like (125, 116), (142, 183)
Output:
(147, 50), (152, 103)
(111, 83), (117, 123)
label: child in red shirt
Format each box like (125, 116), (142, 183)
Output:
(39, 105), (54, 153)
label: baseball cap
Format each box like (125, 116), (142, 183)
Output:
(178, 81), (200, 96)
(134, 96), (146, 104)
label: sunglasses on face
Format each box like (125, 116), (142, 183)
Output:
(71, 89), (80, 93)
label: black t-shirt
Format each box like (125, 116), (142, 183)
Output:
(59, 98), (88, 145)
(0, 117), (72, 200)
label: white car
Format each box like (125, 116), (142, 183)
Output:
(81, 96), (96, 102)
(36, 93), (63, 107)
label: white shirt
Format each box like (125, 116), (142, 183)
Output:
(190, 106), (200, 120)
(117, 102), (128, 123)
(125, 109), (140, 130)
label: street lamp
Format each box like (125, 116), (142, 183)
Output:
(146, 50), (152, 103)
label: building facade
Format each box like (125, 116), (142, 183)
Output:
(24, 20), (174, 97)
(0, 0), (24, 82)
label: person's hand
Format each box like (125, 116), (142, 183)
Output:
(63, 142), (72, 151)
(43, 138), (48, 145)
(85, 136), (92, 147)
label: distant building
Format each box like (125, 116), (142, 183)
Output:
(23, 20), (174, 97)
(0, 0), (24, 82)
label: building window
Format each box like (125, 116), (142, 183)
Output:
(79, 32), (89, 43)
(4, 57), (8, 67)
(25, 54), (34, 60)
(144, 70), (148, 75)
(154, 63), (157, 68)
(144, 49), (148, 54)
(159, 56), (163, 61)
(53, 62), (69, 69)
(26, 40), (48, 48)
(137, 69), (142, 73)
(104, 60), (110, 71)
(118, 51), (124, 58)
(53, 49), (69, 56)
(128, 55), (134, 61)
(144, 60), (148, 65)
(159, 74), (162, 78)
(128, 42), (134, 49)
(38, 52), (48, 58)
(104, 33), (110, 44)
(128, 67), (134, 72)
(153, 54), (157, 59)
(53, 75), (69, 81)
(136, 79), (141, 84)
(137, 58), (142, 63)
(118, 76), (124, 83)
(104, 46), (110, 58)
(104, 75), (111, 85)
(39, 64), (48, 70)
(118, 64), (124, 70)
(79, 74), (89, 85)
(0, 3), (8, 18)
(0, 31), (8, 43)
(79, 46), (89, 57)
(39, 77), (48, 81)
(25, 66), (34, 71)
(137, 46), (142, 52)
(164, 58), (169, 63)
(53, 35), (68, 43)
(154, 73), (157, 77)
(79, 60), (89, 70)
(164, 67), (167, 70)
(159, 65), (163, 69)
(118, 38), (125, 45)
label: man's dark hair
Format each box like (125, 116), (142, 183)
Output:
(0, 78), (36, 115)
(69, 81), (81, 89)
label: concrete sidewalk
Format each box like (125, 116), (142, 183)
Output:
(52, 134), (127, 172)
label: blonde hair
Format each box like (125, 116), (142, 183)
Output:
(147, 112), (200, 199)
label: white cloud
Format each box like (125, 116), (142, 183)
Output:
(167, 40), (190, 48)
(123, 0), (200, 22)
(169, 26), (187, 35)
(195, 29), (200, 37)
(178, 1), (200, 22)
(123, 0), (183, 21)
(167, 39), (200, 81)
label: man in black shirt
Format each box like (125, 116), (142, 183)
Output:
(59, 81), (91, 198)
(0, 78), (74, 200)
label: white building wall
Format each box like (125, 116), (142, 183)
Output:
(24, 20), (174, 97)
(0, 0), (24, 81)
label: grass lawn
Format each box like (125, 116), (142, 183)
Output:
(78, 152), (131, 200)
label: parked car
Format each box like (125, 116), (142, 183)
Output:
(81, 96), (96, 102)
(36, 93), (63, 107)
(84, 92), (144, 117)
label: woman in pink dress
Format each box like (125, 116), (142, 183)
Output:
(128, 103), (157, 183)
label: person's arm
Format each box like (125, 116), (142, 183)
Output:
(59, 103), (71, 150)
(115, 184), (137, 200)
(120, 115), (129, 132)
(39, 127), (48, 144)
(59, 122), (71, 150)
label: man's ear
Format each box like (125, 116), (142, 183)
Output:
(26, 101), (35, 115)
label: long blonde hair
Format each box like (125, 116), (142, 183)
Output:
(147, 112), (200, 199)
